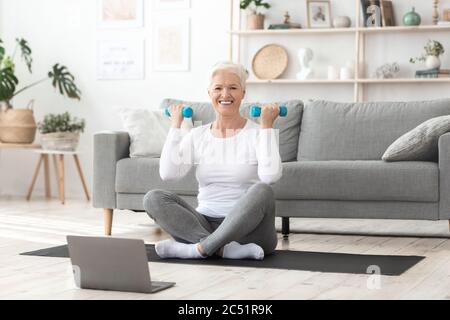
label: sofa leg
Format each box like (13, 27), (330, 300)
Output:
(104, 208), (113, 236)
(282, 217), (290, 239)
(448, 220), (450, 232)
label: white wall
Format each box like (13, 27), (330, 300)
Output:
(1, 0), (450, 199)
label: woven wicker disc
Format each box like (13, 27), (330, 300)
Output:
(252, 44), (288, 80)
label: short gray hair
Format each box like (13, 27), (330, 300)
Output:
(208, 61), (249, 90)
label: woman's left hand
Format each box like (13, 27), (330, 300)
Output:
(260, 104), (279, 129)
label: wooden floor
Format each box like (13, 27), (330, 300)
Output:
(1, 196), (450, 300)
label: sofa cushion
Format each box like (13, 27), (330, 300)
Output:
(297, 98), (450, 160)
(272, 160), (438, 202)
(117, 108), (193, 158)
(161, 98), (303, 161)
(116, 158), (198, 195)
(382, 115), (450, 162)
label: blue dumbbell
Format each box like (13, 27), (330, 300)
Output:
(250, 104), (288, 117)
(164, 106), (193, 118)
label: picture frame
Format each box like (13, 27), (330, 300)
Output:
(152, 16), (190, 71)
(153, 0), (190, 10)
(306, 0), (332, 28)
(380, 0), (395, 27)
(97, 0), (144, 29)
(97, 39), (145, 80)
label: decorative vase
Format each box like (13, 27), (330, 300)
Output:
(403, 7), (421, 26)
(425, 55), (441, 69)
(247, 14), (265, 30)
(333, 16), (351, 28)
(41, 132), (80, 151)
(0, 105), (37, 144)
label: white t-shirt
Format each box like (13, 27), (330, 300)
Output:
(159, 119), (282, 218)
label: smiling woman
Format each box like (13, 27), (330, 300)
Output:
(142, 61), (284, 261)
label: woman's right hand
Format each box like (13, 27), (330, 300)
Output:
(169, 104), (184, 128)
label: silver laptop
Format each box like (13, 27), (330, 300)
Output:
(67, 235), (175, 293)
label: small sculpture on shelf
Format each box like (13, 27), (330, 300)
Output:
(373, 62), (400, 79)
(361, 0), (382, 27)
(296, 48), (314, 80)
(268, 11), (302, 29)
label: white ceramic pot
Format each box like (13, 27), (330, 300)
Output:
(333, 16), (351, 28)
(425, 55), (441, 69)
(41, 132), (80, 151)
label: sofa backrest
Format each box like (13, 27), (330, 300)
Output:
(160, 98), (303, 162)
(297, 99), (450, 161)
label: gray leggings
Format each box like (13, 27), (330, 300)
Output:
(143, 182), (278, 256)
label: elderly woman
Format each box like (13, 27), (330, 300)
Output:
(143, 61), (282, 260)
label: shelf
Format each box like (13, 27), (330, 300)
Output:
(247, 79), (355, 84)
(228, 0), (450, 101)
(246, 78), (450, 84)
(358, 78), (450, 83)
(359, 25), (450, 33)
(230, 25), (450, 36)
(229, 28), (357, 35)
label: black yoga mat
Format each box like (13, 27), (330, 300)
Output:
(20, 244), (424, 276)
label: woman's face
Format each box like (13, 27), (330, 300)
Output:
(208, 70), (245, 117)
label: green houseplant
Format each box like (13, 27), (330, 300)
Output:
(37, 112), (85, 151)
(409, 39), (445, 69)
(240, 0), (271, 29)
(0, 38), (81, 144)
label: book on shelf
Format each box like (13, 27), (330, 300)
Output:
(380, 0), (395, 27)
(415, 68), (450, 78)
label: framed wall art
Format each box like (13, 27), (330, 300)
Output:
(306, 0), (332, 28)
(97, 0), (144, 28)
(152, 16), (190, 71)
(97, 39), (145, 79)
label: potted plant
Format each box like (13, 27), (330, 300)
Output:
(0, 38), (81, 144)
(37, 112), (85, 151)
(409, 39), (445, 69)
(240, 0), (271, 30)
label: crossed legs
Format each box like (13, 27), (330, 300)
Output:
(143, 183), (278, 259)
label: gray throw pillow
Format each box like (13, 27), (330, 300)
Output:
(382, 115), (450, 161)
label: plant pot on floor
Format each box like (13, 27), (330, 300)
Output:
(41, 132), (80, 151)
(0, 103), (37, 144)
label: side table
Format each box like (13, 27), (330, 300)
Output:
(27, 149), (90, 204)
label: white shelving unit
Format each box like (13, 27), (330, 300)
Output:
(228, 0), (450, 102)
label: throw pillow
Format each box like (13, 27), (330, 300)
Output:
(382, 115), (450, 161)
(117, 107), (193, 158)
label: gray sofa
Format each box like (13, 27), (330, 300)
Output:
(93, 98), (450, 237)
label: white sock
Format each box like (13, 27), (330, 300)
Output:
(222, 241), (264, 260)
(155, 239), (206, 259)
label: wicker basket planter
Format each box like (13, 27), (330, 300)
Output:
(41, 132), (80, 151)
(0, 107), (37, 144)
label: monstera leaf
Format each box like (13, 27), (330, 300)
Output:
(0, 67), (18, 102)
(48, 63), (81, 100)
(0, 39), (5, 64)
(16, 38), (32, 73)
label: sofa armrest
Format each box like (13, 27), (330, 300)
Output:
(93, 131), (130, 209)
(438, 132), (450, 219)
